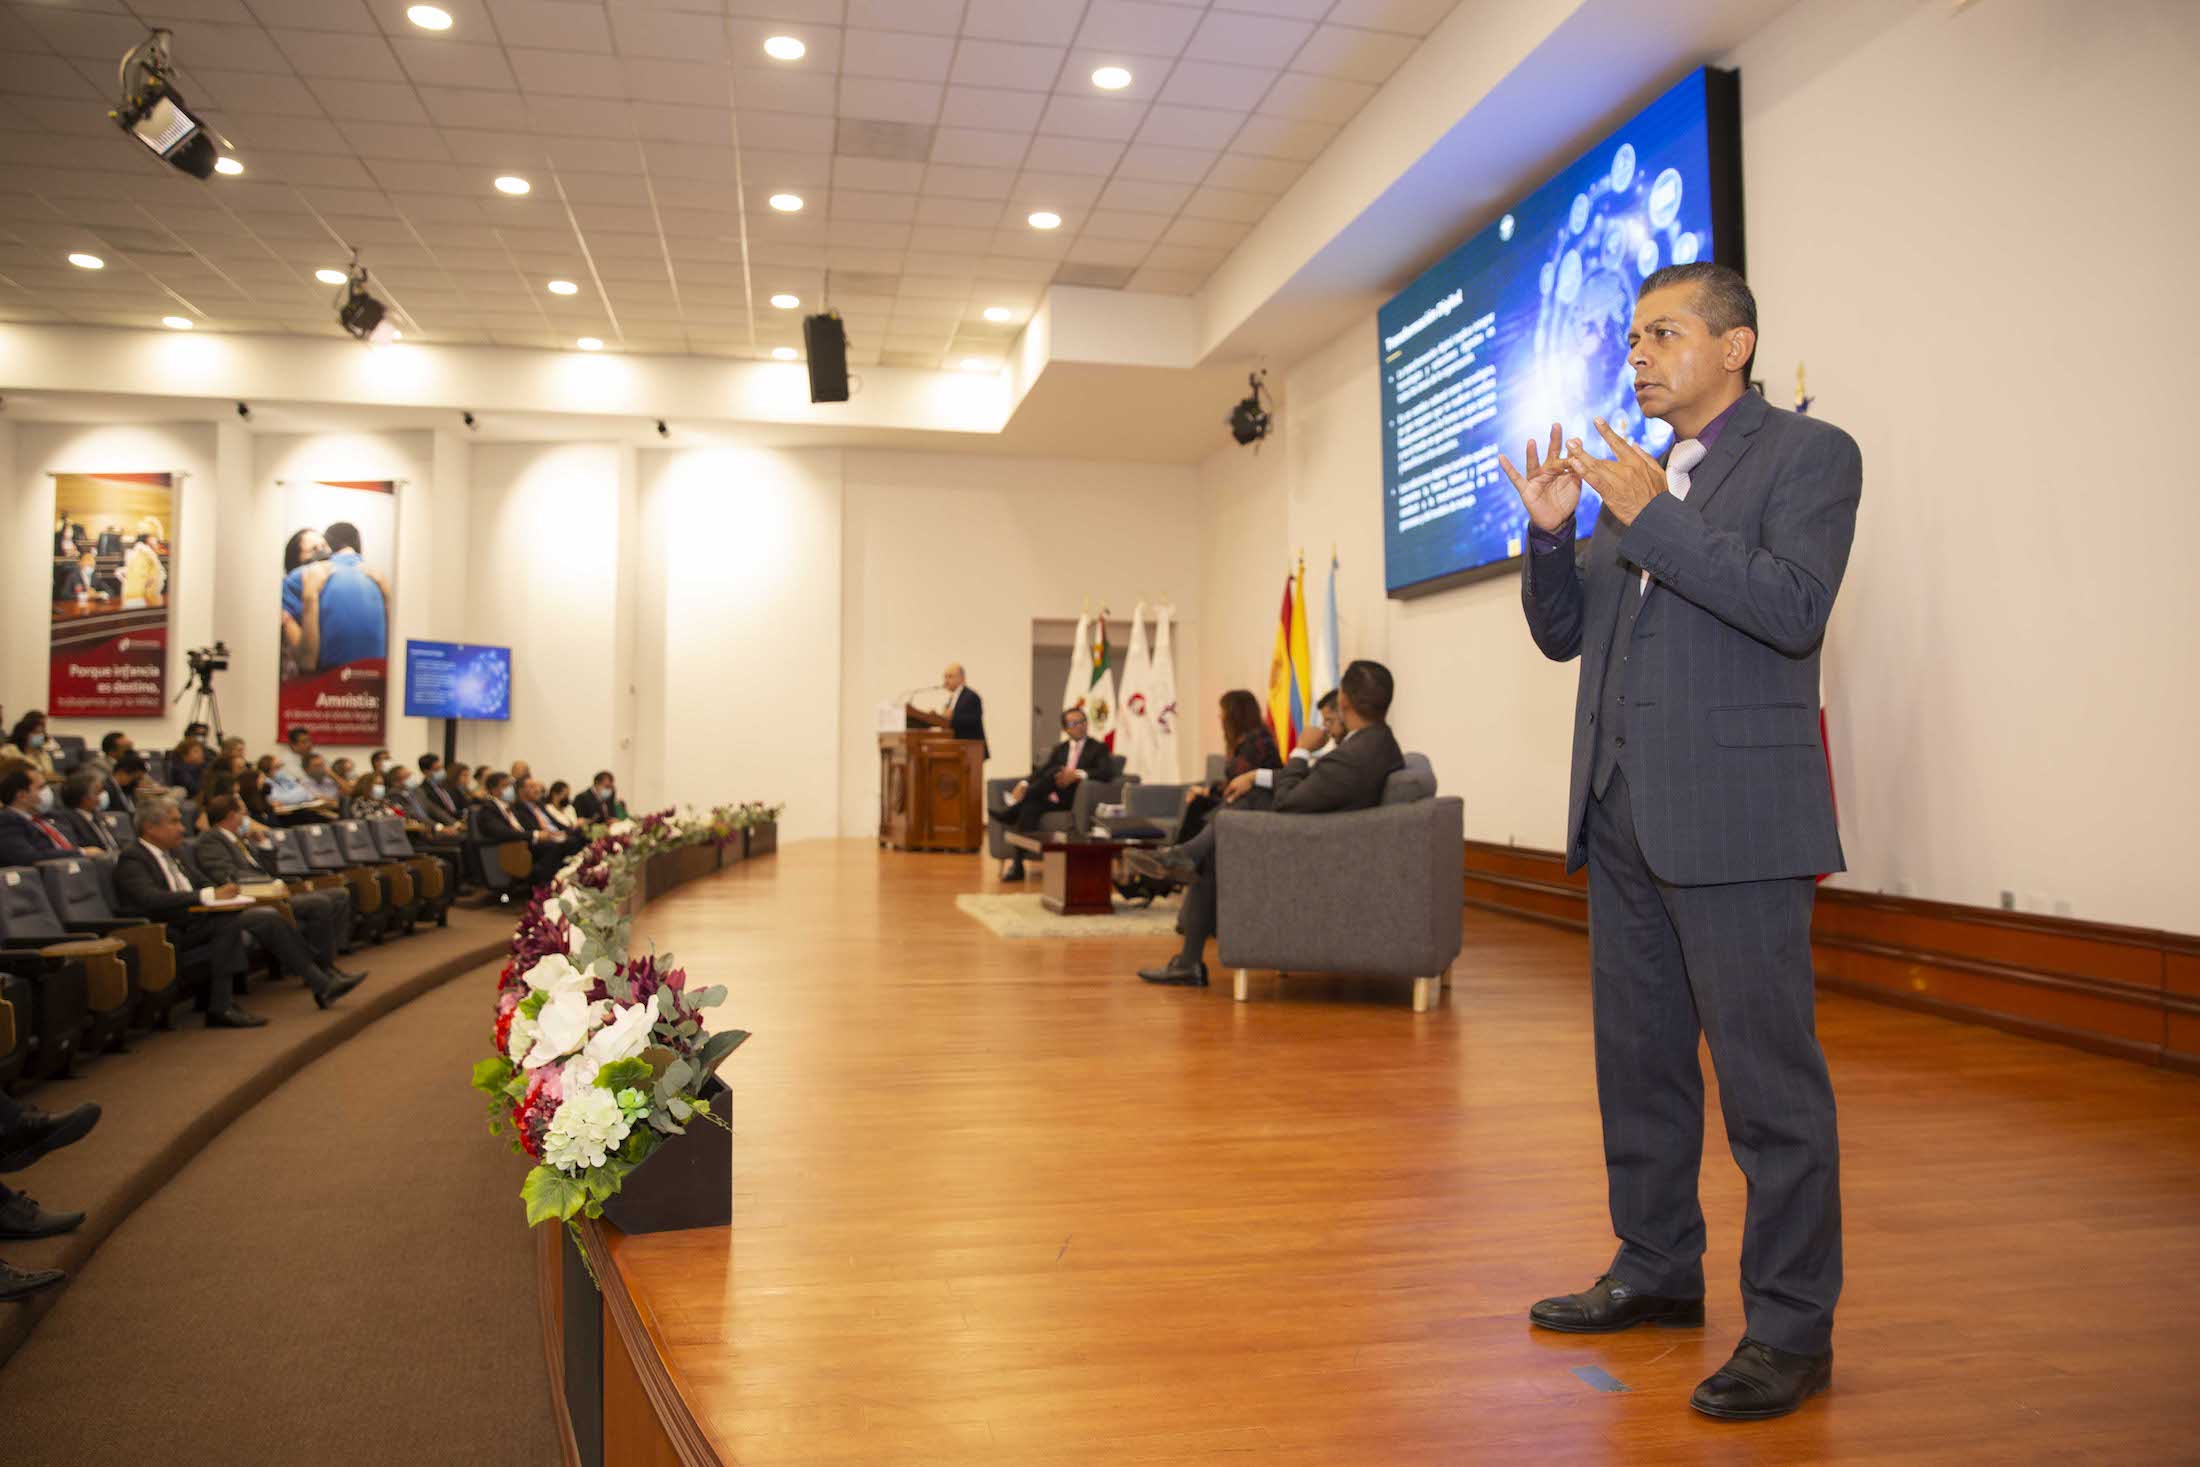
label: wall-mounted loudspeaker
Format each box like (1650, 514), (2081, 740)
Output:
(802, 311), (850, 403)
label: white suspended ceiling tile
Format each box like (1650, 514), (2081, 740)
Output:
(1161, 214), (1250, 249)
(1022, 135), (1126, 177)
(1135, 103), (1242, 151)
(1055, 49), (1166, 102)
(1097, 176), (1193, 213)
(837, 77), (943, 125)
(1009, 170), (1104, 207)
(607, 7), (732, 64)
(1065, 236), (1151, 267)
(1077, 208), (1171, 244)
(962, 0), (1084, 47)
(1231, 113), (1336, 161)
(1037, 95), (1143, 143)
(388, 39), (521, 91)
(840, 28), (956, 83)
(949, 40), (1065, 94)
(1185, 10), (1314, 69)
(542, 133), (644, 171)
(931, 128), (1026, 169)
(1129, 266), (1204, 295)
(272, 29), (406, 82)
(1290, 24), (1420, 83)
(721, 18), (845, 72)
(1325, 0), (1462, 35)
(1211, 0), (1331, 19)
(829, 190), (918, 222)
(1076, 0), (1203, 59)
(524, 94), (635, 136)
(844, 0), (964, 37)
(938, 86), (1047, 134)
(1157, 59), (1277, 112)
(419, 86), (524, 127)
(191, 68), (327, 115)
(249, 0), (387, 35)
(922, 163), (1015, 200)
(737, 109), (837, 152)
(1114, 141), (1216, 183)
(1259, 72), (1377, 125)
(729, 66), (835, 116)
(484, 0), (614, 53)
(830, 155), (925, 192)
(724, 0), (845, 26)
(620, 58), (730, 108)
(1205, 151), (1306, 194)
(439, 127), (543, 165)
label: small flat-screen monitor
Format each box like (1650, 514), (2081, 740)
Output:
(403, 639), (511, 720)
(1378, 67), (1744, 596)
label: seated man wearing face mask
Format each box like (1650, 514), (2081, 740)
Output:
(571, 770), (628, 825)
(0, 768), (91, 863)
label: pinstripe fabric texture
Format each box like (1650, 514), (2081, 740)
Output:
(1520, 391), (1861, 1357)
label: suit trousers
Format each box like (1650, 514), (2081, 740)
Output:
(238, 905), (327, 984)
(285, 889), (348, 968)
(171, 912), (244, 1013)
(1585, 765), (1842, 1355)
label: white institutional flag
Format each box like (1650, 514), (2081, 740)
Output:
(1145, 604), (1181, 781)
(1115, 601), (1154, 776)
(1060, 610), (1091, 740)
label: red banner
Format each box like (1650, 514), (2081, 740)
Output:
(49, 472), (176, 717)
(278, 480), (396, 746)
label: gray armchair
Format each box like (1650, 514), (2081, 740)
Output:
(1212, 754), (1464, 1011)
(985, 752), (1135, 858)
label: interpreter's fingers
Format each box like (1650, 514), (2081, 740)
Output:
(1498, 454), (1527, 493)
(1591, 418), (1634, 458)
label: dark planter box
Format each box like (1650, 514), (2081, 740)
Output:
(743, 822), (777, 859)
(598, 1075), (732, 1235)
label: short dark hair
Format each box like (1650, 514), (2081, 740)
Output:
(419, 753), (440, 772)
(483, 771), (510, 794)
(1317, 689), (1339, 714)
(101, 730), (128, 756)
(1339, 660), (1393, 722)
(1640, 261), (1756, 374)
(1060, 706), (1088, 727)
(0, 769), (33, 807)
(203, 793), (239, 826)
(287, 725), (312, 744)
(592, 770), (614, 785)
(326, 521), (362, 553)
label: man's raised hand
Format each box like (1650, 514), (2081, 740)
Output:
(1498, 423), (1581, 534)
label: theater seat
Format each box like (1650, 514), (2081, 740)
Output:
(0, 866), (122, 1075)
(0, 979), (29, 1092)
(335, 819), (417, 936)
(466, 806), (535, 901)
(39, 858), (180, 1031)
(371, 818), (451, 926)
(294, 824), (386, 941)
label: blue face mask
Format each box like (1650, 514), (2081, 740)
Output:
(27, 733), (44, 750)
(428, 769), (445, 784)
(497, 787), (515, 804)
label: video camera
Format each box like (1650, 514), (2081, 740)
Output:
(186, 642), (229, 676)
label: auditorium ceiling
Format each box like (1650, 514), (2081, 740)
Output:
(0, 0), (1463, 366)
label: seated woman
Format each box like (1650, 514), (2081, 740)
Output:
(1178, 689), (1285, 847)
(237, 767), (279, 830)
(0, 710), (58, 779)
(346, 770), (404, 822)
(169, 735), (208, 796)
(543, 780), (580, 831)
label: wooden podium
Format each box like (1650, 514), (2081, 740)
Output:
(878, 732), (984, 852)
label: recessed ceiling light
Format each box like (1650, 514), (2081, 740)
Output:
(546, 279), (578, 295)
(576, 337), (603, 351)
(494, 175), (530, 195)
(983, 306), (1013, 323)
(162, 315), (193, 330)
(213, 155), (244, 176)
(769, 292), (800, 309)
(1027, 211), (1061, 230)
(68, 252), (103, 270)
(763, 35), (805, 61)
(771, 346), (798, 361)
(1091, 66), (1133, 91)
(407, 5), (452, 30)
(768, 193), (803, 213)
(315, 267), (348, 285)
(960, 357), (995, 371)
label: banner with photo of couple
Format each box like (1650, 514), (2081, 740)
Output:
(278, 479), (396, 746)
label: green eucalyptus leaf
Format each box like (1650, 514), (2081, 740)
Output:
(696, 1027), (751, 1075)
(521, 1167), (586, 1227)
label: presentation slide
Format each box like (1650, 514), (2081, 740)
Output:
(1378, 68), (1739, 594)
(403, 639), (512, 720)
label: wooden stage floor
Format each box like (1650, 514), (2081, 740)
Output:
(612, 840), (2200, 1465)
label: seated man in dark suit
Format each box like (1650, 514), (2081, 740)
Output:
(0, 768), (91, 864)
(1133, 659), (1406, 988)
(53, 770), (125, 854)
(570, 770), (628, 825)
(514, 777), (586, 871)
(477, 772), (561, 887)
(112, 796), (260, 1029)
(413, 754), (466, 826)
(192, 794), (365, 988)
(992, 707), (1111, 881)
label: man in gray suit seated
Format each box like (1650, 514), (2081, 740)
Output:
(1132, 660), (1404, 988)
(192, 793), (365, 990)
(1504, 261), (1860, 1422)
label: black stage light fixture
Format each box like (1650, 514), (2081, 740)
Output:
(802, 310), (850, 403)
(111, 30), (221, 180)
(655, 419), (669, 438)
(462, 411), (477, 430)
(1229, 370), (1271, 447)
(336, 258), (400, 345)
(235, 401), (251, 420)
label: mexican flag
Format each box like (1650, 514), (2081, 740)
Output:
(1086, 613), (1118, 749)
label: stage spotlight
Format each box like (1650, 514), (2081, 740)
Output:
(213, 155), (242, 176)
(1229, 370), (1272, 448)
(236, 401), (251, 420)
(110, 30), (224, 180)
(462, 411), (477, 430)
(655, 419), (669, 438)
(335, 259), (400, 345)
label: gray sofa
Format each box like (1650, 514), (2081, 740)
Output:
(1212, 753), (1465, 1011)
(985, 752), (1134, 857)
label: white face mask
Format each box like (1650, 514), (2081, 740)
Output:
(370, 783), (385, 801)
(36, 785), (56, 812)
(595, 785), (612, 798)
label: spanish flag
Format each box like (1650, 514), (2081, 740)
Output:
(1266, 558), (1313, 745)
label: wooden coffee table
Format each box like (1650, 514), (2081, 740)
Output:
(1004, 832), (1156, 916)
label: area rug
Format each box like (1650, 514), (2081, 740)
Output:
(955, 890), (1183, 939)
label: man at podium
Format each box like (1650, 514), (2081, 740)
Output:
(936, 664), (988, 756)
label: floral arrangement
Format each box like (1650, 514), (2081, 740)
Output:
(471, 813), (755, 1229)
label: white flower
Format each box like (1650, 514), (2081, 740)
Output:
(585, 1000), (654, 1068)
(561, 1051), (601, 1091)
(524, 953), (589, 998)
(539, 894), (566, 924)
(541, 1086), (630, 1172)
(524, 989), (605, 1069)
(608, 819), (636, 837)
(505, 1008), (538, 1064)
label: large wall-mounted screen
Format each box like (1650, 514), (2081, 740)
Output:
(1378, 68), (1743, 596)
(403, 639), (512, 721)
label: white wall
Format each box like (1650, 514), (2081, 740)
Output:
(837, 450), (1207, 837)
(1197, 0), (2200, 934)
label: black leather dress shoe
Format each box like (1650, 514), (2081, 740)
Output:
(334, 965), (369, 983)
(0, 1102), (102, 1173)
(1004, 860), (1027, 882)
(1528, 1274), (1705, 1333)
(1691, 1337), (1832, 1419)
(0, 1258), (66, 1302)
(1126, 848), (1197, 882)
(0, 1191), (85, 1241)
(1138, 958), (1209, 987)
(207, 1005), (269, 1030)
(325, 971), (366, 1004)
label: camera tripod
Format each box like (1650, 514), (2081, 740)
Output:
(172, 662), (224, 742)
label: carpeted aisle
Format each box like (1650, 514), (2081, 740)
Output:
(0, 964), (561, 1466)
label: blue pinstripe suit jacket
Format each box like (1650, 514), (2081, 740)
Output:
(1521, 390), (1862, 885)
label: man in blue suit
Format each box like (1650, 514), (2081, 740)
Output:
(1507, 262), (1861, 1422)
